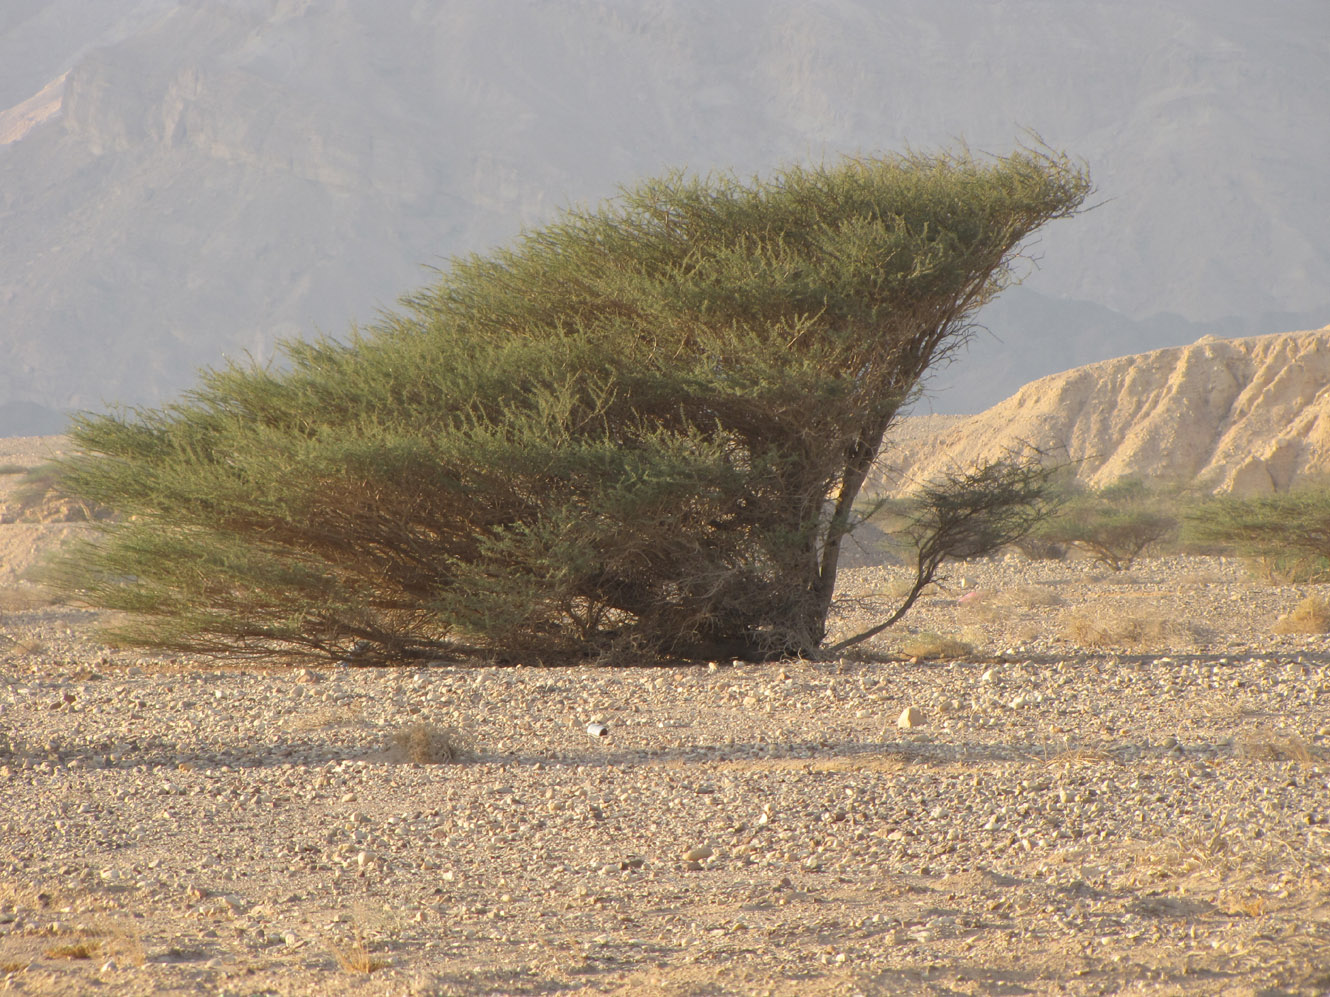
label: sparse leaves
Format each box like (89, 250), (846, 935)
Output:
(1185, 488), (1330, 582)
(830, 450), (1062, 652)
(1033, 478), (1178, 571)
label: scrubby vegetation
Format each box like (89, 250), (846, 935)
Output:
(1025, 478), (1179, 570)
(1273, 596), (1330, 635)
(49, 147), (1088, 664)
(1185, 487), (1330, 583)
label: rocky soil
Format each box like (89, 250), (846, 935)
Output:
(2, 438), (1330, 995)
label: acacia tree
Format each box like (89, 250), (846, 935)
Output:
(1032, 478), (1179, 570)
(52, 147), (1089, 663)
(1185, 488), (1330, 582)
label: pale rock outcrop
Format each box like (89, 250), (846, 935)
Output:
(879, 327), (1330, 496)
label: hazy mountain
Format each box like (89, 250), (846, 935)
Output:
(2, 0), (1328, 434)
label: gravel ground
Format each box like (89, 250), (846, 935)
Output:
(2, 553), (1330, 996)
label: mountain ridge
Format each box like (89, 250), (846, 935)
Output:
(879, 326), (1330, 497)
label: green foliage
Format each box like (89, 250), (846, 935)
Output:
(1030, 478), (1178, 570)
(831, 450), (1062, 652)
(1185, 488), (1330, 583)
(51, 147), (1089, 663)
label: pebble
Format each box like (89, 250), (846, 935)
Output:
(897, 706), (926, 728)
(0, 552), (1325, 992)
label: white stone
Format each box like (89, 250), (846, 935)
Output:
(897, 706), (925, 729)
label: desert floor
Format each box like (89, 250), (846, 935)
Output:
(1, 438), (1329, 996)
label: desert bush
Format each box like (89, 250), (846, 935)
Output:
(997, 584), (1065, 608)
(326, 933), (389, 974)
(1061, 610), (1192, 650)
(1012, 535), (1067, 561)
(1185, 489), (1330, 583)
(829, 451), (1064, 651)
(1031, 478), (1178, 570)
(900, 632), (974, 660)
(1244, 555), (1330, 585)
(49, 147), (1088, 663)
(1235, 730), (1324, 764)
(388, 723), (473, 763)
(1273, 596), (1330, 635)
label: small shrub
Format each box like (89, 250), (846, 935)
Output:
(1235, 731), (1322, 764)
(326, 934), (388, 974)
(388, 723), (473, 764)
(900, 632), (973, 660)
(1246, 554), (1330, 585)
(44, 941), (100, 960)
(1274, 596), (1330, 634)
(957, 595), (1001, 624)
(1061, 611), (1190, 650)
(996, 584), (1064, 608)
(1012, 536), (1067, 561)
(1032, 478), (1179, 570)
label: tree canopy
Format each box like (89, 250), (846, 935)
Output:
(52, 147), (1090, 663)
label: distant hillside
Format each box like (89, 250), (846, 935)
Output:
(878, 326), (1330, 497)
(1, 0), (1328, 434)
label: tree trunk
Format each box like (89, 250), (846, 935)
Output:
(800, 410), (896, 652)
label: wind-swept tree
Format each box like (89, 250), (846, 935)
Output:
(51, 147), (1089, 663)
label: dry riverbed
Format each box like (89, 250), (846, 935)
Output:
(1, 552), (1329, 996)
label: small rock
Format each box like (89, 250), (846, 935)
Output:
(980, 667), (997, 683)
(683, 844), (714, 862)
(897, 706), (925, 729)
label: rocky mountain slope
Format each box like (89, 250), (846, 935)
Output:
(1, 0), (1328, 433)
(881, 326), (1330, 496)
